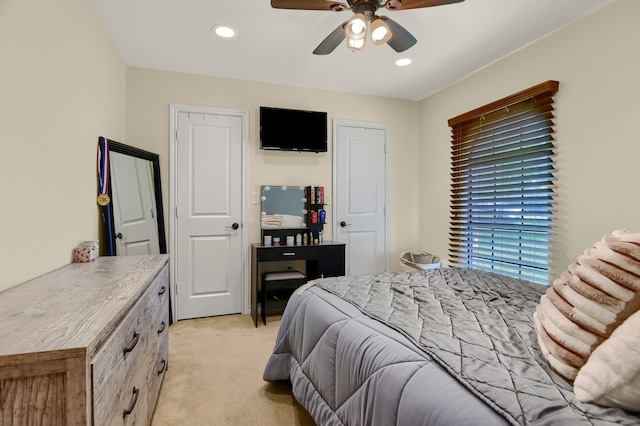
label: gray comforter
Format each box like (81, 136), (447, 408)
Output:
(264, 268), (640, 425)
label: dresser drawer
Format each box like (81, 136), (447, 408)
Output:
(143, 267), (169, 347)
(92, 293), (149, 425)
(98, 364), (149, 425)
(147, 297), (168, 354)
(143, 267), (169, 373)
(148, 330), (168, 419)
(143, 264), (170, 419)
(257, 246), (317, 262)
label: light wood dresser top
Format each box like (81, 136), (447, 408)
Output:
(0, 255), (169, 358)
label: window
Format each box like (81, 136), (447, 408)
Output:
(448, 81), (559, 284)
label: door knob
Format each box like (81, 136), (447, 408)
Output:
(115, 232), (123, 239)
(226, 223), (240, 230)
(339, 221), (352, 227)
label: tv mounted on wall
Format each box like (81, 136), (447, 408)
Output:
(260, 106), (328, 153)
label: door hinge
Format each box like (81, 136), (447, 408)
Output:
(175, 282), (179, 295)
(175, 206), (178, 218)
(175, 129), (179, 142)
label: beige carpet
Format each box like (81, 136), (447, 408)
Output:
(152, 314), (315, 426)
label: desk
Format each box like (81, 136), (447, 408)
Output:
(250, 241), (345, 327)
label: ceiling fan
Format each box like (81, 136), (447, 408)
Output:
(270, 0), (465, 55)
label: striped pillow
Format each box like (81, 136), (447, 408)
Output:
(534, 230), (640, 405)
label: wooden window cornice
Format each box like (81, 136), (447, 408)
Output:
(448, 80), (559, 127)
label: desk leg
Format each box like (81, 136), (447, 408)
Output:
(261, 281), (267, 326)
(251, 246), (258, 328)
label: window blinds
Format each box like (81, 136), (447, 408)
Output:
(448, 81), (559, 284)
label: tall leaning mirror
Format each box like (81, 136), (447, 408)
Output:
(98, 138), (167, 256)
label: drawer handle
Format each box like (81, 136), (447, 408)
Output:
(158, 358), (167, 376)
(157, 321), (166, 334)
(283, 252), (296, 256)
(158, 285), (166, 296)
(122, 387), (139, 418)
(123, 331), (140, 356)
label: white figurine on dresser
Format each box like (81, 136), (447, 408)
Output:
(0, 255), (169, 425)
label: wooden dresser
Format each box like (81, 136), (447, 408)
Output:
(0, 255), (169, 425)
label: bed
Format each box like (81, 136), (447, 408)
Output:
(263, 266), (640, 425)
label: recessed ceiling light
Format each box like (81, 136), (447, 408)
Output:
(212, 25), (237, 39)
(395, 58), (412, 67)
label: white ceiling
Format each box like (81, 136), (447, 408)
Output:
(88, 0), (614, 101)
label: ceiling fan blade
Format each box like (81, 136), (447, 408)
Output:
(271, 0), (347, 11)
(382, 17), (417, 52)
(385, 0), (464, 10)
(313, 22), (347, 55)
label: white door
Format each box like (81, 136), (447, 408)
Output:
(334, 120), (388, 276)
(110, 151), (160, 256)
(174, 109), (245, 320)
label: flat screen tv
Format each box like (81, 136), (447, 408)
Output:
(260, 106), (328, 153)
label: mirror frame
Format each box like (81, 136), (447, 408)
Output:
(100, 139), (167, 256)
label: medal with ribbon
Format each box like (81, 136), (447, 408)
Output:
(96, 137), (111, 206)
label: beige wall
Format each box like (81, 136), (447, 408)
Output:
(418, 0), (640, 279)
(125, 68), (421, 271)
(0, 0), (126, 291)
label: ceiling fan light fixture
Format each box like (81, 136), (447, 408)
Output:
(346, 36), (366, 51)
(272, 0), (462, 56)
(345, 13), (367, 40)
(370, 18), (392, 45)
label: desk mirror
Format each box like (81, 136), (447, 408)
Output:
(261, 185), (307, 229)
